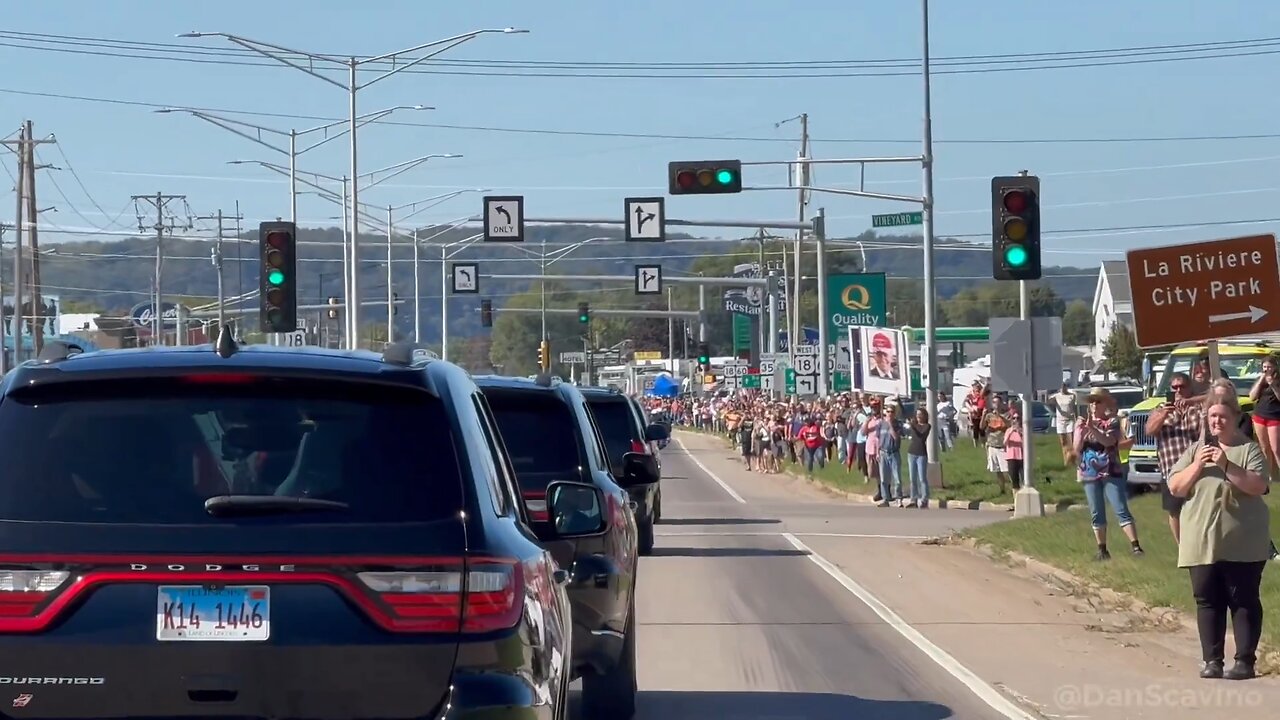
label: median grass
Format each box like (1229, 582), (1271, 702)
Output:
(962, 492), (1280, 664)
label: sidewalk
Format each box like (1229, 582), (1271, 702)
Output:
(674, 430), (1280, 719)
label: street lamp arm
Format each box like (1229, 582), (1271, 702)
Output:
(295, 106), (433, 155)
(180, 32), (348, 88)
(166, 110), (291, 156)
(443, 233), (486, 259)
(360, 28), (523, 65)
(362, 154), (459, 190)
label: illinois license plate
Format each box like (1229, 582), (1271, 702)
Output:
(156, 586), (270, 641)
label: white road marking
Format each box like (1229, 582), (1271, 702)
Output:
(656, 531), (930, 539)
(673, 435), (746, 504)
(781, 532), (1037, 720)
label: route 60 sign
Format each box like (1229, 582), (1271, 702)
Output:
(794, 354), (817, 375)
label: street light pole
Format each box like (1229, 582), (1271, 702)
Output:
(386, 205), (394, 344)
(181, 27), (528, 347)
(413, 227), (421, 343)
(920, 0), (942, 478)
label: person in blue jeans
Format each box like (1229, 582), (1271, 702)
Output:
(1075, 387), (1144, 561)
(867, 404), (905, 507)
(907, 407), (932, 508)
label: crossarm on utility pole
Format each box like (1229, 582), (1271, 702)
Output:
(494, 307), (702, 320)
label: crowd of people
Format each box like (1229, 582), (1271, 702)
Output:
(640, 350), (1276, 680)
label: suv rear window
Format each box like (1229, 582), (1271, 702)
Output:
(585, 397), (640, 467)
(485, 390), (580, 477)
(0, 378), (463, 524)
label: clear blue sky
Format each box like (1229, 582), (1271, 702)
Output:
(3, 0), (1279, 269)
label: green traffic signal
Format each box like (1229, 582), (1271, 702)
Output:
(715, 169), (734, 185)
(267, 269), (286, 285)
(1004, 245), (1028, 267)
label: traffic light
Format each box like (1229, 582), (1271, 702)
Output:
(578, 302), (590, 324)
(480, 299), (493, 328)
(326, 296), (339, 320)
(258, 221), (297, 333)
(538, 339), (551, 372)
(697, 342), (710, 366)
(991, 175), (1041, 281)
(668, 160), (742, 195)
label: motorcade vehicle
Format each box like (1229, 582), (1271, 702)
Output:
(0, 335), (588, 720)
(475, 374), (642, 719)
(579, 386), (669, 553)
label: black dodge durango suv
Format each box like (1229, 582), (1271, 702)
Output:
(0, 336), (601, 720)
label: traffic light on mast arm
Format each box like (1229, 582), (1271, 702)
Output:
(258, 221), (297, 333)
(697, 342), (710, 367)
(991, 175), (1042, 281)
(578, 302), (590, 324)
(480, 299), (493, 328)
(668, 160), (742, 195)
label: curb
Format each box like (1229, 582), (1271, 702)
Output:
(947, 534), (1280, 674)
(677, 429), (1088, 513)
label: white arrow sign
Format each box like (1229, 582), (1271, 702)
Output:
(625, 197), (665, 241)
(451, 263), (479, 294)
(483, 195), (524, 242)
(1209, 305), (1268, 324)
(635, 264), (663, 295)
(795, 374), (816, 396)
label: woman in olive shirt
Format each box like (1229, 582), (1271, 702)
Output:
(1168, 397), (1271, 680)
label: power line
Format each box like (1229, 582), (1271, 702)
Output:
(2, 85), (1277, 146)
(8, 30), (1279, 67)
(1, 31), (1277, 77)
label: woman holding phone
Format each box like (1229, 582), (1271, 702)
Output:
(1168, 394), (1271, 680)
(1075, 387), (1143, 560)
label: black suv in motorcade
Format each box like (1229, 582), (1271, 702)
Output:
(579, 386), (669, 554)
(0, 336), (608, 720)
(474, 375), (642, 719)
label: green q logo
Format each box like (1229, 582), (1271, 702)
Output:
(840, 284), (871, 311)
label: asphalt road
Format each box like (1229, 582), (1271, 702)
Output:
(570, 433), (1024, 720)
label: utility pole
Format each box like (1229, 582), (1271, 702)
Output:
(4, 124), (24, 368)
(133, 193), (192, 346)
(920, 0), (943, 483)
(666, 286), (674, 362)
(3, 122), (56, 357)
(195, 208), (244, 333)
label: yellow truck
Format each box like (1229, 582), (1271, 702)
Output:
(1125, 339), (1272, 486)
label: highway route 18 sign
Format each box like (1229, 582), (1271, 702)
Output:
(1125, 234), (1280, 348)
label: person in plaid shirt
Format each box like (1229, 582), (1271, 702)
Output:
(1145, 372), (1202, 543)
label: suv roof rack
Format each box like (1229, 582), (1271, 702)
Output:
(382, 342), (438, 368)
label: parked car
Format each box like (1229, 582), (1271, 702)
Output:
(475, 374), (642, 719)
(0, 337), (582, 720)
(579, 386), (669, 553)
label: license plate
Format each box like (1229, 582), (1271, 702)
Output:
(156, 586), (270, 641)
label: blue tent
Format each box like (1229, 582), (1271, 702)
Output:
(645, 373), (680, 398)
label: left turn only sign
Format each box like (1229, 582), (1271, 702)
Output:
(483, 195), (524, 242)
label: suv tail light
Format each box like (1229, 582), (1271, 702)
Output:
(523, 490), (549, 522)
(358, 558), (523, 633)
(630, 439), (647, 454)
(0, 570), (68, 619)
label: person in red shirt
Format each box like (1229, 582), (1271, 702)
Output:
(800, 416), (826, 477)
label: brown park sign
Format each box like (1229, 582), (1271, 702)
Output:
(1125, 234), (1280, 348)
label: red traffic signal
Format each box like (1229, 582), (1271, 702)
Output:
(1002, 190), (1028, 214)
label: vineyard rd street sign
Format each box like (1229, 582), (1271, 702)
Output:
(1125, 233), (1280, 348)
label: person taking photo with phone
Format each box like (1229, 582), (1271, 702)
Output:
(1248, 353), (1280, 476)
(1146, 372), (1203, 544)
(1167, 394), (1271, 680)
